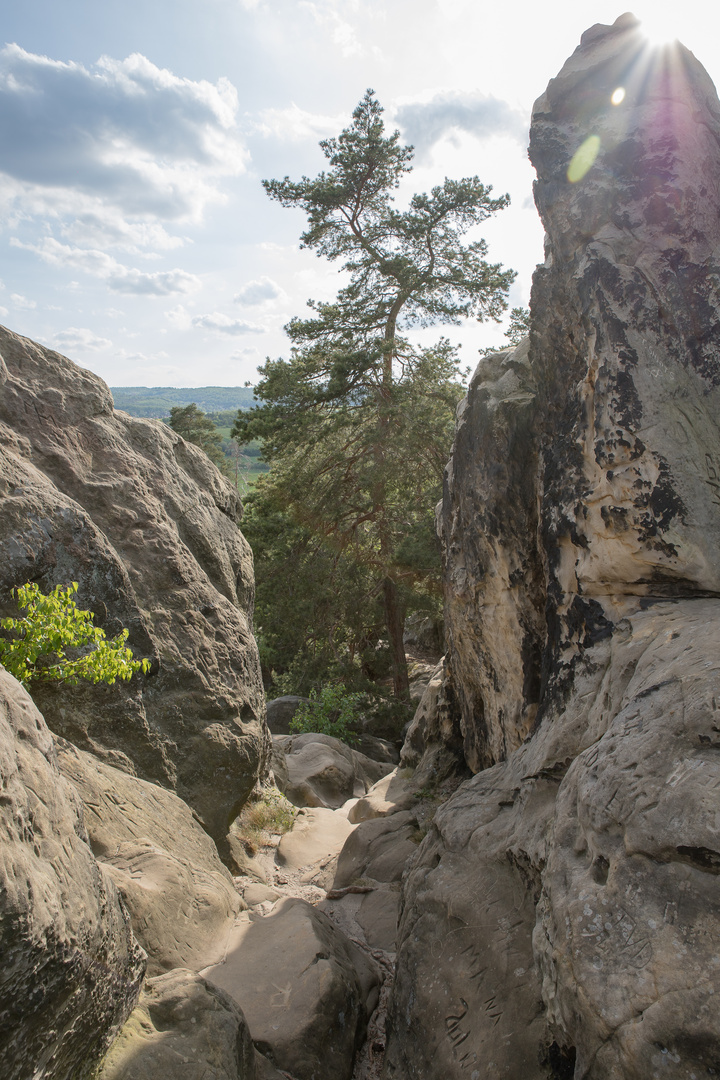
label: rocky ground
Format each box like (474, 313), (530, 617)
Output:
(224, 713), (459, 1080)
(233, 818), (393, 1080)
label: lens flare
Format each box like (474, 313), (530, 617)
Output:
(640, 14), (679, 49)
(567, 135), (601, 183)
(611, 87), (626, 105)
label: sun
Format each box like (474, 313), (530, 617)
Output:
(638, 13), (680, 49)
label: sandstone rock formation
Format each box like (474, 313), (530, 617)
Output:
(276, 805), (355, 885)
(399, 658), (468, 785)
(0, 325), (268, 854)
(98, 968), (258, 1080)
(56, 740), (243, 976)
(201, 897), (381, 1080)
(348, 768), (416, 823)
(387, 15), (720, 1078)
(265, 694), (308, 734)
(272, 731), (394, 809)
(0, 668), (145, 1080)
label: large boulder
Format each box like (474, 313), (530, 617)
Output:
(272, 731), (394, 809)
(0, 668), (146, 1080)
(265, 695), (309, 735)
(0, 325), (269, 853)
(347, 768), (416, 823)
(55, 739), (242, 976)
(98, 968), (258, 1080)
(202, 897), (381, 1080)
(387, 16), (720, 1078)
(333, 810), (419, 891)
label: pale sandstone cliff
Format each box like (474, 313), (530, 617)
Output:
(386, 15), (720, 1078)
(0, 325), (269, 857)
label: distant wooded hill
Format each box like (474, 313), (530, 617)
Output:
(110, 386), (256, 418)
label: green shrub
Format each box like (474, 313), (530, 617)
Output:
(0, 582), (150, 687)
(289, 684), (362, 745)
(235, 786), (296, 853)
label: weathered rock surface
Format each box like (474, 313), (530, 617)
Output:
(348, 768), (416, 823)
(202, 897), (381, 1080)
(272, 731), (394, 809)
(387, 16), (720, 1079)
(98, 968), (257, 1080)
(387, 603), (720, 1078)
(56, 738), (243, 976)
(400, 658), (468, 785)
(324, 810), (422, 953)
(0, 324), (269, 852)
(333, 811), (419, 891)
(0, 667), (145, 1079)
(439, 336), (544, 773)
(265, 694), (308, 735)
(276, 805), (355, 884)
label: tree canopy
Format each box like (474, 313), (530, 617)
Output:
(235, 89), (515, 698)
(168, 403), (230, 476)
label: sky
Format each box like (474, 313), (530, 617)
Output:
(0, 0), (718, 388)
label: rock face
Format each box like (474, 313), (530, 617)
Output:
(0, 325), (269, 853)
(0, 668), (146, 1080)
(387, 16), (720, 1079)
(272, 732), (394, 809)
(439, 337), (544, 772)
(56, 740), (243, 976)
(202, 897), (381, 1080)
(98, 968), (258, 1080)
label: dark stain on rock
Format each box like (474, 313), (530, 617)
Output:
(676, 845), (720, 874)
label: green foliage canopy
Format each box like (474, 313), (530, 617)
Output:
(0, 582), (150, 687)
(168, 402), (231, 476)
(289, 684), (362, 745)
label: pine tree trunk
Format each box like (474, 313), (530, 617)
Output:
(383, 575), (409, 699)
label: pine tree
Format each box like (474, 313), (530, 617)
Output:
(235, 90), (515, 697)
(168, 403), (230, 476)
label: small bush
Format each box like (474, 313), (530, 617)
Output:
(288, 684), (362, 745)
(0, 581), (150, 688)
(235, 787), (296, 852)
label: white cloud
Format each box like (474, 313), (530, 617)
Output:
(0, 44), (245, 305)
(232, 346), (262, 359)
(107, 266), (199, 296)
(0, 306), (8, 318)
(10, 292), (36, 309)
(165, 304), (193, 331)
(234, 275), (282, 305)
(11, 238), (200, 296)
(299, 1), (363, 57)
(0, 44), (247, 222)
(60, 213), (186, 254)
(192, 312), (265, 335)
(252, 103), (345, 142)
(54, 327), (112, 351)
(394, 91), (529, 160)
